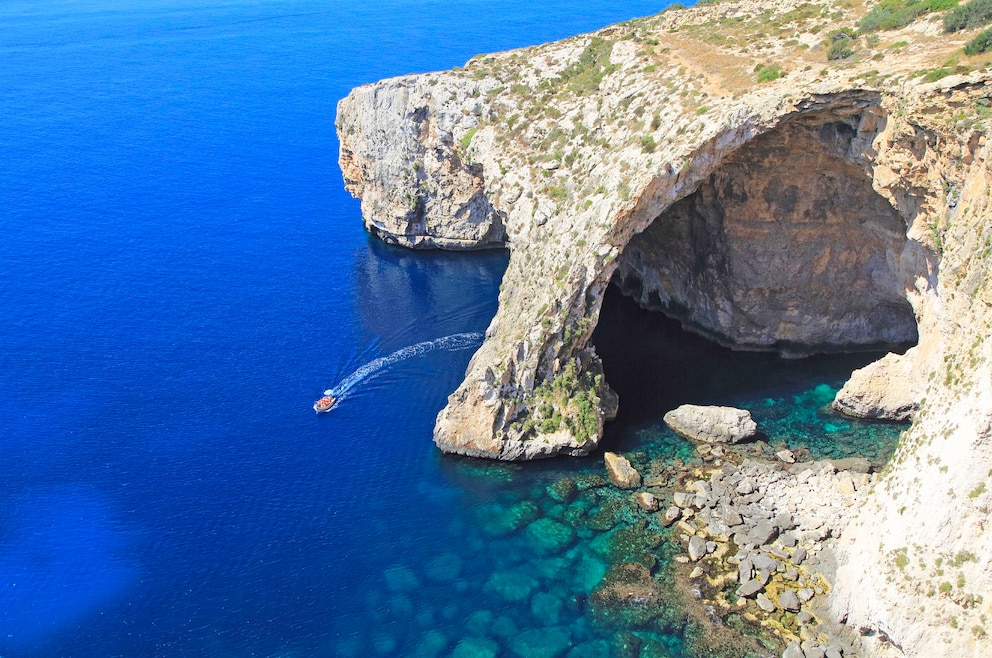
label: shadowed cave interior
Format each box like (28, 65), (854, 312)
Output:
(611, 110), (920, 358)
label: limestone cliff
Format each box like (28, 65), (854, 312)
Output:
(337, 0), (992, 654)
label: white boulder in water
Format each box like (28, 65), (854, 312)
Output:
(663, 404), (758, 444)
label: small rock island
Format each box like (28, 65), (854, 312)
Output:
(336, 0), (992, 655)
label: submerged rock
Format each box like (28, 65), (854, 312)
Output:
(412, 630), (449, 658)
(425, 552), (463, 582)
(479, 500), (540, 537)
(663, 405), (758, 444)
(526, 518), (577, 554)
(383, 564), (420, 592)
(634, 491), (659, 511)
(451, 637), (500, 658)
(547, 477), (578, 503)
(566, 640), (612, 658)
(509, 626), (572, 658)
(484, 571), (537, 602)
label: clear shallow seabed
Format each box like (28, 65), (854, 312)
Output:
(0, 1), (904, 656)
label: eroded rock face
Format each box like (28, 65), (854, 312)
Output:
(831, 351), (919, 421)
(337, 76), (506, 250)
(614, 115), (919, 354)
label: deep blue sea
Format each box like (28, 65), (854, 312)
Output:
(0, 2), (905, 656)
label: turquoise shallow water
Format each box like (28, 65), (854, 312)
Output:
(324, 289), (906, 657)
(0, 1), (907, 655)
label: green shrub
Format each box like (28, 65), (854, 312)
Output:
(828, 37), (856, 59)
(945, 0), (992, 31)
(459, 127), (478, 150)
(559, 37), (617, 95)
(756, 63), (784, 82)
(965, 26), (992, 53)
(860, 0), (958, 33)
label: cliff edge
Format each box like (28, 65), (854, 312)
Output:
(337, 0), (992, 654)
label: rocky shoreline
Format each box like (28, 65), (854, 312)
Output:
(597, 404), (880, 657)
(665, 456), (872, 658)
(599, 443), (875, 657)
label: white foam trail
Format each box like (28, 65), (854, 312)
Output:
(326, 332), (483, 402)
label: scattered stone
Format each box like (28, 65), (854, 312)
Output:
(705, 541), (717, 554)
(827, 457), (872, 473)
(783, 640), (804, 658)
(783, 568), (799, 581)
(756, 593), (776, 612)
(778, 589), (801, 612)
(634, 492), (659, 511)
(797, 588), (815, 603)
(738, 558), (754, 583)
(662, 506), (681, 526)
(778, 532), (797, 548)
(752, 552), (777, 571)
(792, 548), (807, 566)
(663, 404), (759, 444)
(824, 645), (844, 658)
(722, 507), (744, 526)
(737, 579), (763, 597)
(748, 521), (777, 546)
(776, 449), (796, 464)
(689, 566), (705, 579)
(797, 611), (814, 625)
(801, 641), (826, 658)
(775, 513), (796, 530)
(604, 452), (642, 489)
(688, 535), (707, 562)
(673, 492), (694, 507)
(835, 473), (856, 495)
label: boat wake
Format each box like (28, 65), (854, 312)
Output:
(323, 332), (483, 405)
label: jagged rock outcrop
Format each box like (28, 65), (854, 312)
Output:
(663, 404), (759, 444)
(337, 1), (992, 654)
(831, 352), (920, 421)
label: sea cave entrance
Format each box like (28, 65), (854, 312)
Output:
(592, 107), (919, 457)
(612, 109), (919, 356)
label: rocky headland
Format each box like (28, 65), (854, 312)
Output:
(337, 0), (992, 655)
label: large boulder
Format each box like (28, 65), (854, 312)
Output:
(831, 351), (918, 421)
(663, 405), (758, 444)
(604, 452), (641, 489)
